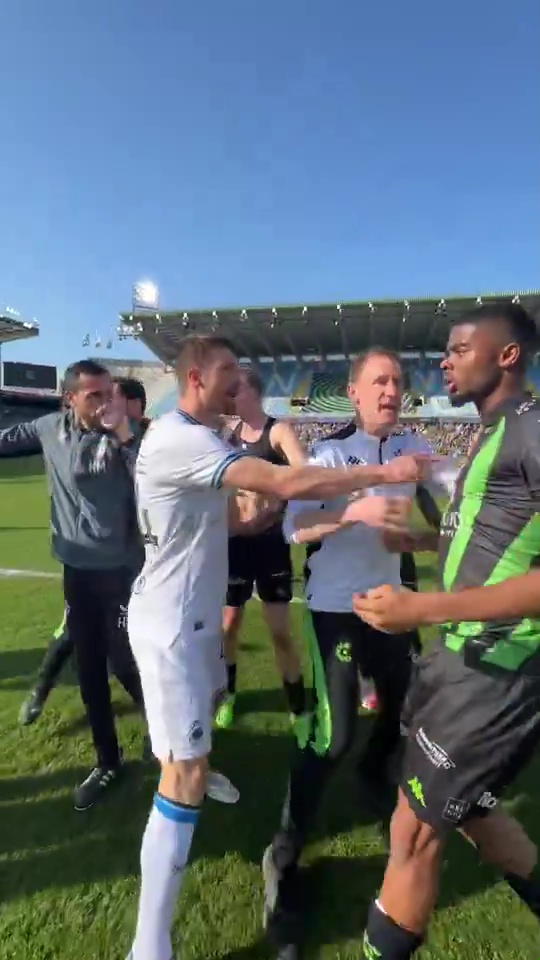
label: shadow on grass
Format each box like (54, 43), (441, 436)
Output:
(1, 715), (525, 932)
(0, 647), (77, 689)
(57, 697), (141, 736)
(233, 686), (294, 716)
(0, 525), (49, 533)
(216, 849), (510, 960)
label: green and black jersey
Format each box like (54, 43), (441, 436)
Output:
(439, 394), (540, 672)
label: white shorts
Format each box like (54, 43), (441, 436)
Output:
(129, 628), (226, 762)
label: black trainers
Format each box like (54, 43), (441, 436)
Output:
(19, 689), (46, 726)
(262, 841), (304, 956)
(74, 764), (122, 811)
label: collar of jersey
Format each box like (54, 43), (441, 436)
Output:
(176, 408), (201, 425)
(350, 422), (394, 445)
(482, 393), (530, 426)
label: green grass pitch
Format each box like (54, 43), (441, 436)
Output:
(0, 459), (539, 959)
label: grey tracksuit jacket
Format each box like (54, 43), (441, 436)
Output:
(0, 411), (143, 570)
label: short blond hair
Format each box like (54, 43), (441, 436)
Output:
(175, 335), (236, 386)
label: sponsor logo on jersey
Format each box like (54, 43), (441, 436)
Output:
(477, 790), (497, 809)
(440, 508), (474, 538)
(415, 727), (455, 770)
(117, 604), (128, 630)
(347, 455), (366, 465)
(443, 797), (470, 822)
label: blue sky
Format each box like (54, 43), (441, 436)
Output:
(0, 0), (539, 369)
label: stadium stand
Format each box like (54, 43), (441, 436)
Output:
(0, 398), (61, 427)
(301, 361), (352, 415)
(290, 367), (313, 407)
(116, 290), (540, 428)
(145, 355), (479, 421)
(0, 358), (61, 430)
(90, 358), (176, 415)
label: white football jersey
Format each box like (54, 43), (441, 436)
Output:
(128, 410), (245, 646)
(283, 424), (436, 613)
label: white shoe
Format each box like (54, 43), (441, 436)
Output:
(206, 770), (239, 804)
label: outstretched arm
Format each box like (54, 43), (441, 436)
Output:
(222, 453), (426, 502)
(0, 418), (43, 458)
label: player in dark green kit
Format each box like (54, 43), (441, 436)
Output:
(354, 302), (540, 959)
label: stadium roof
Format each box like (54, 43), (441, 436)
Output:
(0, 312), (39, 346)
(119, 291), (540, 364)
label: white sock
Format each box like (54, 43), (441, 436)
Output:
(131, 793), (200, 960)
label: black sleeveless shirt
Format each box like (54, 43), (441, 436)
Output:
(233, 417), (287, 537)
(235, 417), (286, 465)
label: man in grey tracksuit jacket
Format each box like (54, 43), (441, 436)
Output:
(18, 376), (152, 729)
(0, 359), (146, 810)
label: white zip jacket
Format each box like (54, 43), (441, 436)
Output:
(282, 422), (439, 613)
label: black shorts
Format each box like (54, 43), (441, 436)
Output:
(401, 642), (540, 830)
(226, 532), (293, 607)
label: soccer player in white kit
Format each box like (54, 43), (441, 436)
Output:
(126, 335), (429, 960)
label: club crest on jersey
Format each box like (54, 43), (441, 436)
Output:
(188, 722), (204, 744)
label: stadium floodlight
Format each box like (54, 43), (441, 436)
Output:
(133, 279), (159, 311)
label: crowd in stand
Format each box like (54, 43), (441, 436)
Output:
(294, 419), (478, 457)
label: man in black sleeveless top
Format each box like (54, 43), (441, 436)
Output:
(215, 368), (309, 734)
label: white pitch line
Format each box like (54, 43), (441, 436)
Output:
(0, 567), (61, 579)
(0, 567), (304, 602)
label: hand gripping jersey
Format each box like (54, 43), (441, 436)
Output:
(439, 395), (540, 672)
(282, 423), (434, 613)
(128, 410), (245, 646)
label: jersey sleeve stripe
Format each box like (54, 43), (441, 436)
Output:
(211, 451), (248, 489)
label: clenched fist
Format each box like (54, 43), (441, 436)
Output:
(352, 583), (423, 633)
(380, 454), (433, 485)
